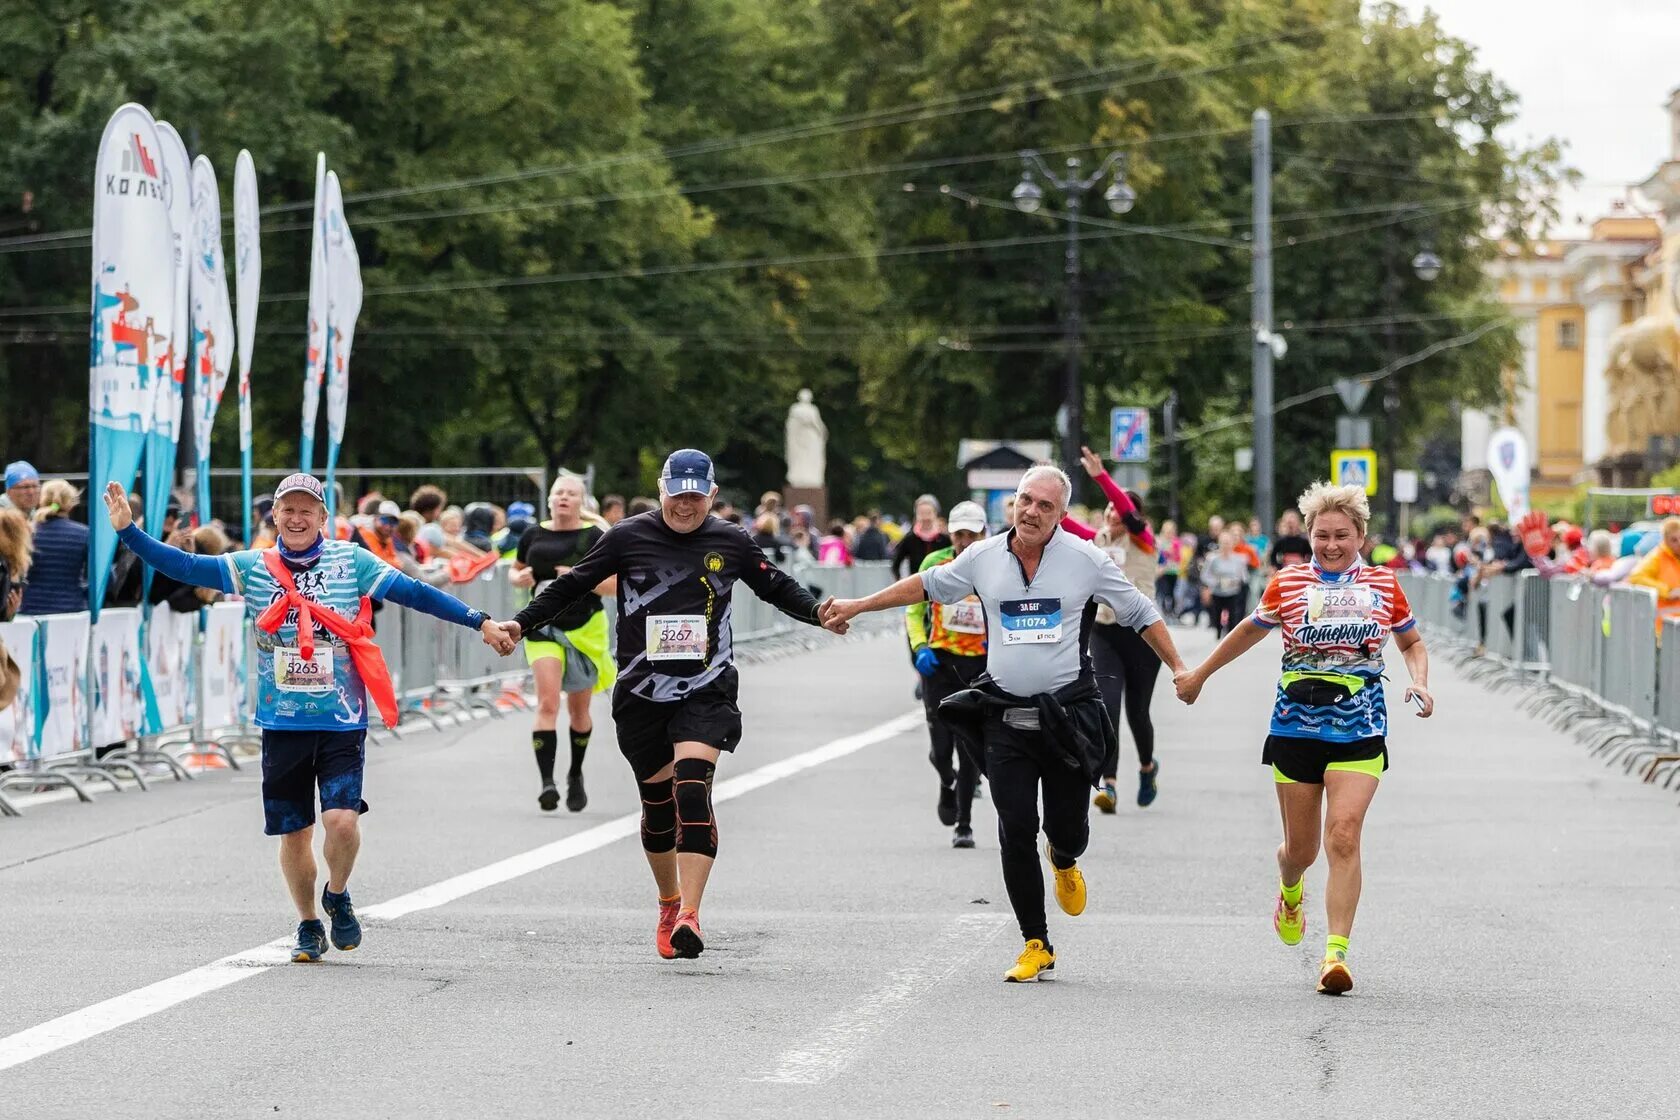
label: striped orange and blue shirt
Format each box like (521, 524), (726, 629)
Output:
(1252, 560), (1414, 742)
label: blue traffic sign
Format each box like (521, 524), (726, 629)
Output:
(1110, 407), (1150, 463)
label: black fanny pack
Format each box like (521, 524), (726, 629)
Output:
(1280, 671), (1365, 707)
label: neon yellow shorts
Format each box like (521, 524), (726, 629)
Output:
(1271, 755), (1385, 784)
(522, 610), (617, 694)
(1263, 734), (1387, 784)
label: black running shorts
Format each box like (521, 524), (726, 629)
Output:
(1262, 734), (1388, 785)
(611, 669), (743, 781)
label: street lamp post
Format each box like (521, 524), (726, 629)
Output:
(1381, 221), (1441, 534)
(1014, 150), (1134, 484)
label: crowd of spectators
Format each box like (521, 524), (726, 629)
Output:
(3, 452), (1676, 648)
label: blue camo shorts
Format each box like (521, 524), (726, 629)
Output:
(260, 728), (369, 836)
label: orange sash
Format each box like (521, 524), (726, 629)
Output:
(254, 549), (399, 729)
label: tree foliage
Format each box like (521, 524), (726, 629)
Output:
(0, 0), (1568, 521)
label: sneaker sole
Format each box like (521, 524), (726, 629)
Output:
(566, 796), (587, 812)
(670, 924), (704, 959)
(538, 787), (560, 812)
(1004, 964), (1055, 983)
(1094, 793), (1116, 814)
(1317, 966), (1353, 995)
(291, 950), (323, 963)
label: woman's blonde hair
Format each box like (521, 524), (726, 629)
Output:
(193, 524), (230, 556)
(33, 479), (81, 522)
(0, 507), (31, 577)
(1296, 481), (1369, 536)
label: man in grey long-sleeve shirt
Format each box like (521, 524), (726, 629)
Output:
(822, 466), (1188, 982)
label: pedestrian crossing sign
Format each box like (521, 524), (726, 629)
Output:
(1330, 449), (1378, 496)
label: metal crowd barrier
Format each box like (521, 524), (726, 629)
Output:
(1, 554), (887, 814)
(1398, 568), (1678, 794)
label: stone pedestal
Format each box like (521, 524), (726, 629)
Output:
(783, 485), (828, 529)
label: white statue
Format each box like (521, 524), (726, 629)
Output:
(785, 388), (828, 488)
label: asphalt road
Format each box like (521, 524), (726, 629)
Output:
(2, 622), (1677, 1119)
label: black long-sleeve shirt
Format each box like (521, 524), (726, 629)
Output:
(514, 511), (822, 702)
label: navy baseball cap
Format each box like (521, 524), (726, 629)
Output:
(660, 449), (715, 496)
(273, 473), (326, 505)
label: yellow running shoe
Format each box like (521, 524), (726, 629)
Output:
(1045, 842), (1086, 916)
(1004, 939), (1056, 982)
(1273, 894), (1305, 947)
(1093, 782), (1117, 814)
(1317, 954), (1353, 995)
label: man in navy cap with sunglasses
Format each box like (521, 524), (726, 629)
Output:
(494, 449), (830, 961)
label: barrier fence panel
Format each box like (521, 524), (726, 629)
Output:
(1660, 621), (1680, 738)
(1603, 586), (1658, 723)
(1, 554), (898, 814)
(1516, 570), (1551, 675)
(0, 619), (39, 764)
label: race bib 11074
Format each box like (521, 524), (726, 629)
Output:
(998, 598), (1062, 644)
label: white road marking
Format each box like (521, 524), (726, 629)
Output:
(0, 710), (923, 1073)
(752, 913), (1011, 1085)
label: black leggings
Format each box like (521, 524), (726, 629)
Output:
(1210, 591), (1246, 638)
(921, 651), (986, 827)
(983, 718), (1092, 944)
(1090, 623), (1159, 775)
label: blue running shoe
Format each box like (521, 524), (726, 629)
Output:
(321, 887), (362, 951)
(292, 919), (328, 963)
(1137, 761), (1159, 808)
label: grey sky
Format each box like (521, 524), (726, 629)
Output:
(1394, 0), (1680, 233)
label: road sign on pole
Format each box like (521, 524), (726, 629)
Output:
(1110, 407), (1150, 463)
(1333, 377), (1372, 414)
(1393, 469), (1418, 505)
(1331, 449), (1378, 495)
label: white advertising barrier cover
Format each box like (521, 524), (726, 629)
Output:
(37, 613), (91, 759)
(146, 607), (199, 731)
(0, 619), (38, 763)
(201, 603), (247, 730)
(89, 608), (143, 745)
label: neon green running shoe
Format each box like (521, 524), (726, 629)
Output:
(1273, 893), (1305, 946)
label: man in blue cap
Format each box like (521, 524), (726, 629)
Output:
(2, 461), (41, 518)
(493, 449), (831, 960)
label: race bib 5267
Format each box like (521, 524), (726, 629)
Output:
(646, 614), (708, 661)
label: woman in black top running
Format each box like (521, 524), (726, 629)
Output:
(509, 473), (617, 813)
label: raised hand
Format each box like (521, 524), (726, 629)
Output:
(1078, 445), (1105, 480)
(102, 481), (133, 531)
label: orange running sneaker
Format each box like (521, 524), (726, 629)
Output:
(656, 896), (681, 959)
(670, 907), (705, 959)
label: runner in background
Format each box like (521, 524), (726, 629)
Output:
(904, 500), (989, 848)
(1175, 481), (1433, 995)
(1076, 447), (1162, 812)
(509, 473), (617, 812)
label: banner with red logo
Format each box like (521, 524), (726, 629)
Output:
(89, 103), (175, 619)
(300, 152), (328, 474)
(234, 149), (261, 545)
(322, 170), (362, 518)
(189, 155), (235, 522)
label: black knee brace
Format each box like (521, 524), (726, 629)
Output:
(638, 777), (676, 853)
(673, 757), (718, 858)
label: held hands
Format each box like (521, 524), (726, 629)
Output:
(1403, 685), (1435, 718)
(818, 597), (856, 635)
(102, 481), (133, 531)
(480, 619), (519, 656)
(1078, 445), (1105, 480)
(1173, 668), (1204, 705)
